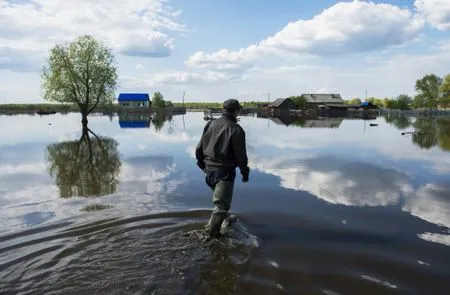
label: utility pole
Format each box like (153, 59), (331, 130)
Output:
(182, 91), (185, 107)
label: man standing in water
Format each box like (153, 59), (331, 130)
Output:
(195, 99), (250, 238)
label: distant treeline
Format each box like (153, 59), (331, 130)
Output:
(0, 103), (118, 114)
(347, 73), (450, 110)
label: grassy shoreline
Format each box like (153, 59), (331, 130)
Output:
(0, 103), (119, 113)
(0, 101), (264, 115)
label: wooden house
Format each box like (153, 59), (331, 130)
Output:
(268, 98), (297, 116)
(118, 93), (151, 108)
(301, 94), (344, 109)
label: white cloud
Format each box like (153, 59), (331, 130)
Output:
(120, 31), (174, 57)
(186, 49), (256, 74)
(121, 70), (235, 89)
(186, 1), (424, 71)
(236, 43), (450, 99)
(152, 71), (235, 85)
(0, 0), (185, 71)
(415, 0), (450, 30)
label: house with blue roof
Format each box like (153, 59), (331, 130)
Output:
(118, 93), (151, 108)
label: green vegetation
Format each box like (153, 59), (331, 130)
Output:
(381, 95), (413, 110)
(288, 96), (307, 109)
(414, 74), (442, 109)
(440, 74), (450, 108)
(347, 73), (449, 110)
(41, 35), (118, 123)
(152, 91), (165, 108)
(345, 98), (362, 105)
(0, 103), (119, 114)
(151, 91), (175, 108)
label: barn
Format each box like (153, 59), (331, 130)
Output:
(268, 98), (297, 116)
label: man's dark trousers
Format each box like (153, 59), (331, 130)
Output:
(205, 168), (236, 214)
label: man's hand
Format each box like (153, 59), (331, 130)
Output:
(241, 167), (250, 183)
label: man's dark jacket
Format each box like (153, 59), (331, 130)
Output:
(195, 114), (248, 177)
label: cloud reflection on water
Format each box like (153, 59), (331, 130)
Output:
(251, 153), (450, 245)
(251, 155), (413, 207)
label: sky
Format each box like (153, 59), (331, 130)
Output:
(0, 0), (450, 103)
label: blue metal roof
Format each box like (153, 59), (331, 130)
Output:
(118, 93), (150, 102)
(119, 121), (150, 128)
(361, 101), (370, 106)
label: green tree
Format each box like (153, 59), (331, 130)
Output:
(413, 94), (426, 109)
(439, 74), (450, 108)
(46, 127), (121, 198)
(346, 98), (362, 105)
(415, 74), (442, 109)
(41, 35), (118, 124)
(383, 98), (398, 109)
(396, 94), (412, 110)
(152, 91), (166, 108)
(367, 97), (383, 107)
(288, 96), (307, 109)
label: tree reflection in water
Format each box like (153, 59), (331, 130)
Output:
(436, 119), (450, 151)
(412, 118), (450, 151)
(383, 116), (450, 152)
(152, 111), (173, 132)
(46, 125), (121, 198)
(412, 118), (437, 149)
(384, 115), (413, 130)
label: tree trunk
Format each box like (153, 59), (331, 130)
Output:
(82, 113), (88, 127)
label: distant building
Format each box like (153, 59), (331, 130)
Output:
(118, 93), (151, 108)
(301, 94), (344, 109)
(268, 98), (297, 116)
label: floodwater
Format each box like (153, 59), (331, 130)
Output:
(0, 112), (449, 295)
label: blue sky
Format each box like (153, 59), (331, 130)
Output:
(0, 0), (449, 103)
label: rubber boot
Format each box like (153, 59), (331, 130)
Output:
(206, 212), (227, 238)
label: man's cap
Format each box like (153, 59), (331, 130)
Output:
(223, 99), (242, 110)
